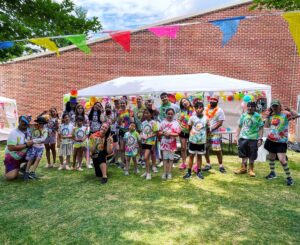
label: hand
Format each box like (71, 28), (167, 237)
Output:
(107, 135), (113, 144)
(233, 137), (238, 144)
(257, 139), (263, 147)
(26, 140), (34, 147)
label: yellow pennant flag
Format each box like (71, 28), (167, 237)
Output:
(283, 12), (300, 55)
(29, 38), (60, 56)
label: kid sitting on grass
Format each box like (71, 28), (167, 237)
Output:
(72, 116), (89, 171)
(58, 113), (74, 170)
(183, 101), (208, 180)
(123, 122), (140, 175)
(24, 116), (48, 180)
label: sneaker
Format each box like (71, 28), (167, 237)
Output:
(23, 172), (31, 181)
(124, 170), (129, 176)
(118, 162), (125, 169)
(65, 165), (71, 171)
(202, 164), (211, 171)
(197, 172), (204, 180)
(157, 161), (164, 168)
(287, 177), (294, 186)
(140, 172), (147, 178)
(265, 172), (277, 180)
(142, 162), (146, 169)
(29, 172), (39, 179)
(134, 168), (140, 174)
(58, 165), (65, 170)
(234, 168), (247, 174)
(219, 166), (226, 173)
(183, 172), (192, 179)
(161, 173), (167, 180)
(101, 178), (108, 184)
(167, 173), (172, 180)
(86, 164), (93, 169)
(152, 166), (158, 173)
(193, 164), (198, 173)
(179, 163), (187, 170)
(77, 167), (83, 171)
(146, 173), (152, 180)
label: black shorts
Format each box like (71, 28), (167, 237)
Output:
(141, 144), (153, 150)
(111, 131), (118, 143)
(119, 128), (128, 138)
(179, 132), (189, 139)
(264, 139), (287, 154)
(92, 150), (108, 165)
(188, 142), (206, 154)
(238, 138), (258, 161)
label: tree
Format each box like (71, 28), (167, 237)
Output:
(251, 0), (300, 11)
(0, 0), (102, 62)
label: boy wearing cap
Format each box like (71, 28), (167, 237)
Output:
(264, 99), (297, 186)
(234, 101), (264, 177)
(202, 96), (226, 173)
(23, 116), (49, 180)
(4, 115), (34, 180)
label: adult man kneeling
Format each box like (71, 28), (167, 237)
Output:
(4, 115), (33, 180)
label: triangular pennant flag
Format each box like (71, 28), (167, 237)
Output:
(210, 16), (245, 47)
(109, 31), (131, 52)
(29, 38), (60, 56)
(283, 12), (300, 56)
(65, 34), (91, 54)
(0, 41), (14, 49)
(148, 25), (180, 39)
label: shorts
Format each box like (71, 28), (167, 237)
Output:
(238, 139), (258, 161)
(111, 131), (118, 143)
(4, 153), (26, 174)
(208, 134), (222, 151)
(189, 142), (206, 154)
(73, 141), (87, 149)
(44, 135), (56, 145)
(59, 143), (73, 157)
(119, 128), (128, 138)
(162, 150), (174, 160)
(264, 139), (287, 154)
(141, 144), (153, 150)
(26, 147), (44, 160)
(92, 150), (108, 165)
(179, 131), (189, 139)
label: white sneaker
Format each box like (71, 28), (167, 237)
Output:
(77, 167), (83, 171)
(157, 161), (164, 167)
(87, 164), (93, 169)
(58, 165), (64, 170)
(141, 172), (147, 178)
(146, 173), (152, 180)
(134, 168), (140, 174)
(167, 173), (172, 179)
(161, 173), (167, 180)
(124, 170), (129, 176)
(152, 166), (158, 173)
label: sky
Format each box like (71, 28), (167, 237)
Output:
(59, 0), (247, 36)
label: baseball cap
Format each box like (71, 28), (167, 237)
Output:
(19, 115), (31, 125)
(209, 96), (219, 102)
(271, 99), (281, 106)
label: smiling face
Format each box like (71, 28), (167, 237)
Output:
(182, 99), (190, 109)
(166, 109), (174, 121)
(195, 106), (204, 116)
(49, 108), (57, 117)
(160, 94), (169, 105)
(137, 96), (143, 107)
(120, 100), (126, 110)
(247, 104), (256, 114)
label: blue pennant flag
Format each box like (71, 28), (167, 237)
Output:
(210, 16), (245, 47)
(0, 41), (14, 49)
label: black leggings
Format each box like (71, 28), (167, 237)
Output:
(92, 151), (107, 177)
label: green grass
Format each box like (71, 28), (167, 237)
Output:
(0, 142), (299, 245)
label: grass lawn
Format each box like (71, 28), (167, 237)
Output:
(0, 142), (299, 244)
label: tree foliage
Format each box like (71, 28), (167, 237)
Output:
(251, 0), (300, 11)
(0, 0), (102, 62)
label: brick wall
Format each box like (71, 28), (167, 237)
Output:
(0, 3), (299, 133)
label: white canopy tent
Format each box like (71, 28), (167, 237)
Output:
(76, 73), (271, 101)
(0, 96), (18, 141)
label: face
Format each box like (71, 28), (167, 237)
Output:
(129, 123), (136, 131)
(166, 110), (174, 120)
(19, 120), (28, 131)
(144, 110), (151, 119)
(100, 123), (109, 134)
(114, 100), (120, 108)
(64, 115), (70, 123)
(182, 99), (190, 108)
(137, 96), (143, 106)
(160, 94), (169, 104)
(195, 106), (204, 115)
(77, 120), (83, 126)
(70, 102), (77, 109)
(210, 101), (218, 108)
(49, 108), (57, 116)
(247, 104), (256, 114)
(120, 100), (126, 110)
(271, 104), (280, 113)
(77, 106), (84, 114)
(146, 100), (152, 109)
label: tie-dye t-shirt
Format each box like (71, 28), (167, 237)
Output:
(119, 109), (134, 130)
(141, 120), (159, 145)
(188, 114), (208, 144)
(238, 112), (264, 140)
(59, 123), (74, 144)
(159, 119), (181, 151)
(267, 112), (291, 143)
(124, 131), (140, 156)
(205, 107), (225, 133)
(30, 126), (48, 148)
(90, 111), (102, 133)
(178, 109), (193, 134)
(46, 117), (58, 138)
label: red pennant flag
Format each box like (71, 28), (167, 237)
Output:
(110, 31), (131, 52)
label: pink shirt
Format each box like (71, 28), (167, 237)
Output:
(159, 119), (181, 151)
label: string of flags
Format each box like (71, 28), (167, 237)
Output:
(0, 12), (300, 56)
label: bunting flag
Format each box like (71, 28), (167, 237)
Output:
(29, 38), (60, 56)
(109, 31), (131, 52)
(64, 34), (91, 54)
(283, 12), (300, 55)
(210, 16), (245, 47)
(0, 41), (14, 49)
(148, 25), (180, 39)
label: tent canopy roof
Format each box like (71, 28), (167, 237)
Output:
(0, 96), (16, 103)
(77, 73), (271, 97)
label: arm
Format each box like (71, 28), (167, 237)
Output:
(33, 130), (48, 144)
(211, 120), (223, 131)
(106, 137), (114, 154)
(8, 142), (33, 151)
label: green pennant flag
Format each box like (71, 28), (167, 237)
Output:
(65, 34), (91, 54)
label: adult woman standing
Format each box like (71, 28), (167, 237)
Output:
(89, 123), (113, 184)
